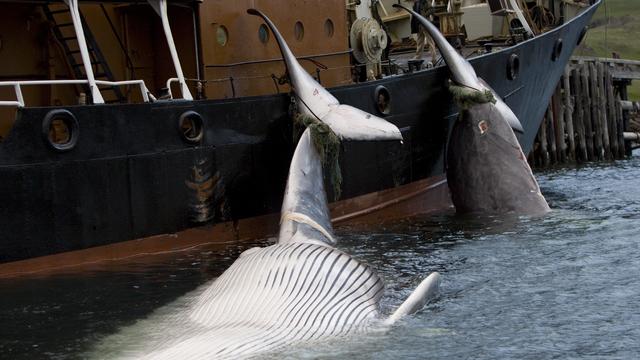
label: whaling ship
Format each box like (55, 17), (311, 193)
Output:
(0, 0), (600, 270)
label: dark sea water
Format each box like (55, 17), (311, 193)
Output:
(1, 153), (639, 359)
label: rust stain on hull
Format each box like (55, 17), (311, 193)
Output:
(0, 175), (450, 278)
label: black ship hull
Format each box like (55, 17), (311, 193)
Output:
(0, 2), (599, 266)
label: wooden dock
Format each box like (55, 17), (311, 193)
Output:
(529, 57), (640, 168)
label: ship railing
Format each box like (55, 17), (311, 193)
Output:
(0, 79), (151, 107)
(166, 78), (197, 100)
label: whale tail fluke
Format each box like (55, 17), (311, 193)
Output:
(321, 104), (403, 141)
(248, 8), (402, 142)
(392, 4), (524, 134)
(385, 272), (441, 325)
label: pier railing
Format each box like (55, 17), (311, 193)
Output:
(529, 56), (640, 167)
(0, 79), (151, 108)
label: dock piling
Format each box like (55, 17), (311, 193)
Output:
(529, 57), (639, 168)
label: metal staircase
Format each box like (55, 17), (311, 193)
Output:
(43, 4), (126, 104)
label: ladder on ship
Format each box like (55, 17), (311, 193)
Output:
(43, 4), (126, 104)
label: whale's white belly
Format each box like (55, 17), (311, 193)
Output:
(140, 242), (384, 359)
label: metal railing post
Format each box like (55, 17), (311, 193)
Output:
(14, 84), (24, 107)
(63, 0), (105, 104)
(148, 0), (193, 100)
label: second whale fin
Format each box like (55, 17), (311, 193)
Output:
(392, 4), (523, 134)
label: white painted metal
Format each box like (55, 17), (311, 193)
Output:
(165, 77), (196, 100)
(63, 0), (105, 104)
(0, 80), (150, 107)
(461, 3), (494, 40)
(508, 0), (534, 37)
(14, 84), (24, 108)
(94, 80), (150, 103)
(148, 0), (193, 101)
(0, 101), (21, 107)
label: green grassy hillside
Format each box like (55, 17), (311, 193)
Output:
(576, 0), (640, 99)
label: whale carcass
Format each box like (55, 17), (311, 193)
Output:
(112, 9), (441, 359)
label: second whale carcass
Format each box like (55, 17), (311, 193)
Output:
(394, 4), (550, 216)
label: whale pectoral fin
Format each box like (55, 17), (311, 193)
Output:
(385, 272), (441, 325)
(321, 104), (403, 141)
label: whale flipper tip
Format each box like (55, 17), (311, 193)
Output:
(386, 272), (441, 325)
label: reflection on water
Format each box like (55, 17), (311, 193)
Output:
(1, 154), (639, 359)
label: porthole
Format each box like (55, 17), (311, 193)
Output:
(42, 109), (79, 152)
(294, 21), (304, 41)
(324, 19), (334, 38)
(552, 38), (563, 61)
(374, 85), (391, 116)
(178, 111), (204, 144)
(258, 24), (269, 44)
(215, 24), (228, 46)
(507, 53), (520, 81)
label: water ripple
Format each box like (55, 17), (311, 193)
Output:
(1, 156), (639, 359)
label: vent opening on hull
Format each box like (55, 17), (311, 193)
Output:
(42, 109), (79, 152)
(552, 38), (564, 61)
(178, 111), (204, 144)
(508, 53), (520, 81)
(374, 85), (391, 116)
